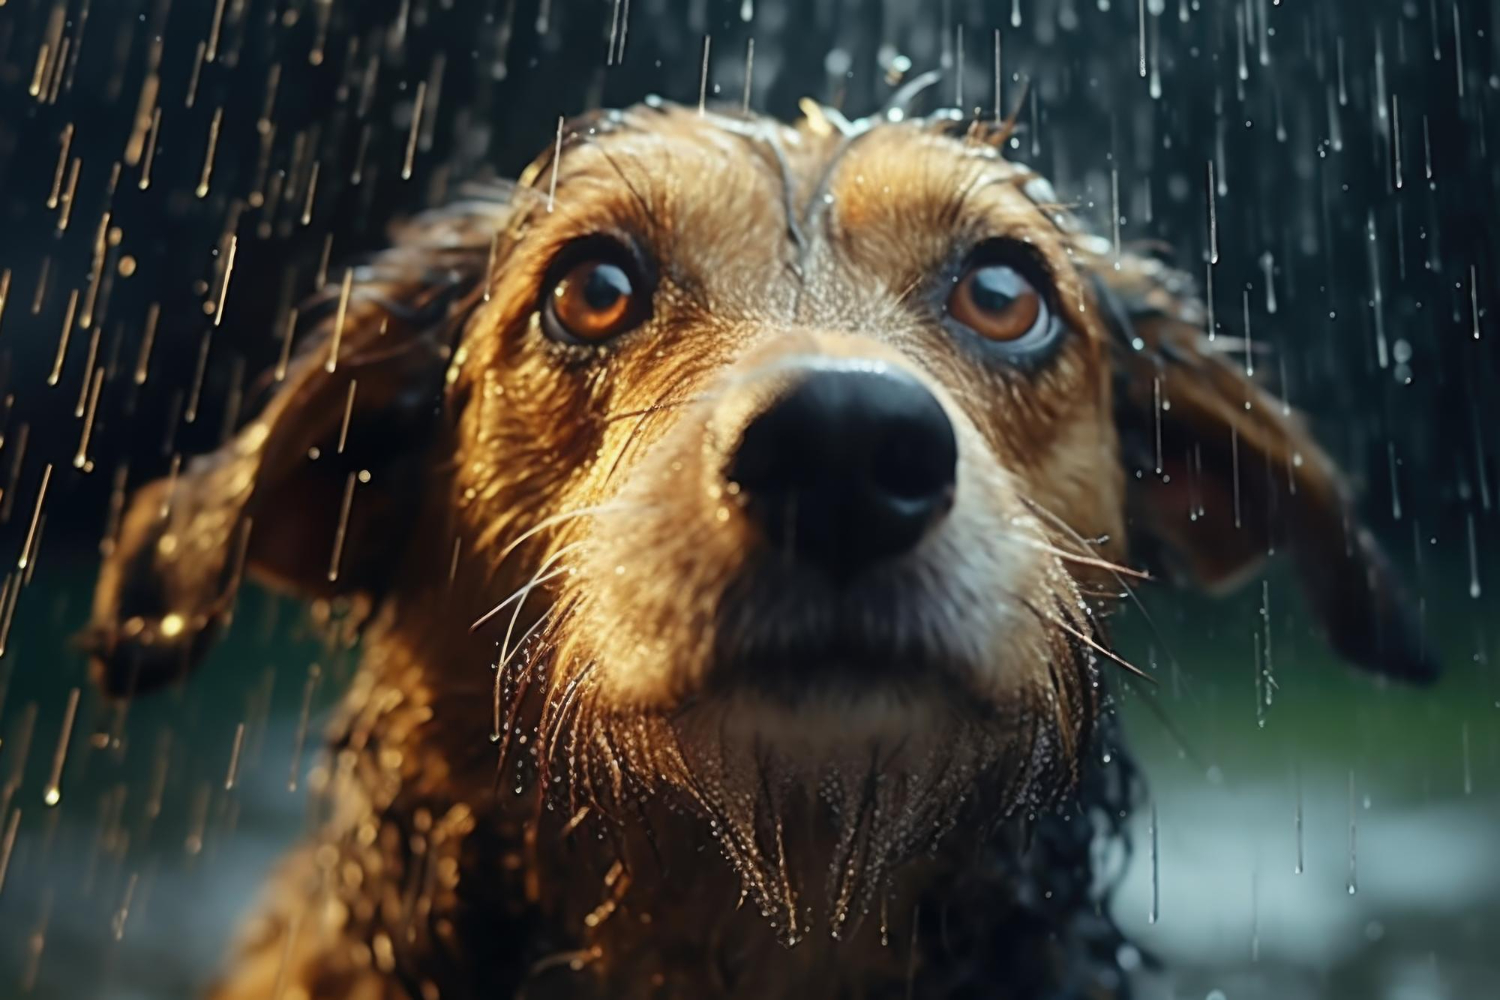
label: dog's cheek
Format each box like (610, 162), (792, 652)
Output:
(561, 415), (744, 710)
(453, 357), (608, 573)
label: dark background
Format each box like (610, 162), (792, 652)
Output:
(0, 1), (1497, 997)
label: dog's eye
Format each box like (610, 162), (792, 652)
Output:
(946, 257), (1055, 349)
(543, 253), (650, 344)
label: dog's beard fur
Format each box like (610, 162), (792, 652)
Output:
(527, 600), (1094, 947)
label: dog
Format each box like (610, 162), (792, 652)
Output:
(87, 100), (1436, 999)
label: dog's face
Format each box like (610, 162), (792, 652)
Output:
(89, 103), (1435, 934)
(448, 108), (1126, 922)
(456, 104), (1112, 807)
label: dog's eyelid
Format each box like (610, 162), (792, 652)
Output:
(541, 229), (653, 278)
(958, 236), (1057, 291)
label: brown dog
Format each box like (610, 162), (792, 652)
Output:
(88, 101), (1434, 999)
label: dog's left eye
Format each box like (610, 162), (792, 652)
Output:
(946, 255), (1056, 350)
(542, 250), (651, 344)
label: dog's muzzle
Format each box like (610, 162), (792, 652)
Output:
(724, 363), (957, 580)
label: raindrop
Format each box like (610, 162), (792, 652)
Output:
(700, 36), (719, 114)
(1451, 2), (1464, 99)
(0, 807), (20, 896)
(1367, 212), (1388, 368)
(992, 30), (1002, 119)
(1137, 0), (1147, 79)
(1466, 511), (1481, 598)
(1249, 869), (1259, 962)
(402, 81), (428, 180)
(547, 115), (564, 213)
(1205, 161), (1218, 265)
(1388, 442), (1402, 521)
(1470, 264), (1483, 340)
(1346, 771), (1358, 895)
(1335, 37), (1348, 107)
(1461, 722), (1472, 796)
(195, 107), (223, 198)
(1293, 765), (1304, 875)
(225, 722), (246, 791)
(1390, 95), (1403, 190)
(43, 688), (81, 808)
(743, 38), (755, 113)
(1148, 800), (1159, 924)
(327, 472), (358, 583)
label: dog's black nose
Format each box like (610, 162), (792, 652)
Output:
(727, 367), (957, 576)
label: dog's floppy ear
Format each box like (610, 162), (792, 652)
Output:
(86, 193), (516, 697)
(1095, 256), (1437, 684)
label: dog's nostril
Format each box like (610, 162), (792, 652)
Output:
(870, 420), (956, 503)
(726, 367), (958, 577)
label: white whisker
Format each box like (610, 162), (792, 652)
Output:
(470, 564), (571, 633)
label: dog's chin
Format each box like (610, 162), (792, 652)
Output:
(565, 673), (1029, 942)
(682, 668), (1004, 756)
(549, 576), (1083, 938)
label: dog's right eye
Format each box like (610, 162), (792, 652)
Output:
(944, 243), (1058, 355)
(541, 246), (651, 345)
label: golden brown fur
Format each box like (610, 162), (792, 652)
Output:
(87, 102), (1433, 999)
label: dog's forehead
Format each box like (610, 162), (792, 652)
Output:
(821, 124), (1041, 229)
(527, 104), (1046, 242)
(521, 104), (811, 205)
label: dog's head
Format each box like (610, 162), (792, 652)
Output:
(88, 102), (1435, 933)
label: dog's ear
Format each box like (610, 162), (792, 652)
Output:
(86, 194), (515, 697)
(1095, 257), (1437, 684)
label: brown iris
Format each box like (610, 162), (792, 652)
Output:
(546, 258), (646, 343)
(947, 262), (1049, 343)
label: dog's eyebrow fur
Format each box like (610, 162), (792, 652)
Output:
(799, 130), (864, 234)
(516, 104), (815, 280)
(755, 126), (811, 266)
(577, 136), (658, 228)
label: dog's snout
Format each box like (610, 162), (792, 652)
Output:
(727, 368), (957, 576)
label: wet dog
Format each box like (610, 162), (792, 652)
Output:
(88, 101), (1435, 999)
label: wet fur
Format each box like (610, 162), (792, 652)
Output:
(87, 102), (1434, 1000)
